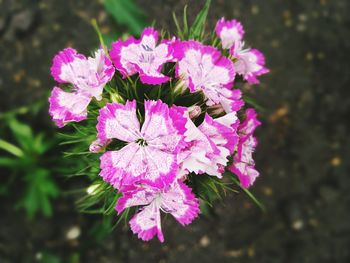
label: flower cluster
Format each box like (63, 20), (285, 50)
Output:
(49, 16), (268, 242)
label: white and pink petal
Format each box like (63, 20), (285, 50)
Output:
(50, 48), (86, 83)
(48, 87), (91, 128)
(129, 202), (164, 242)
(97, 100), (140, 143)
(238, 108), (261, 136)
(110, 28), (172, 85)
(229, 161), (259, 189)
(160, 181), (200, 225)
(231, 44), (269, 85)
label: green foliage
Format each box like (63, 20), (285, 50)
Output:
(39, 253), (61, 263)
(104, 0), (148, 36)
(173, 0), (211, 40)
(0, 111), (60, 219)
(17, 168), (59, 218)
(229, 175), (266, 211)
(189, 0), (211, 39)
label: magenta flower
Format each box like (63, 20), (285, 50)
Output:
(116, 180), (200, 242)
(97, 100), (187, 189)
(110, 28), (173, 85)
(229, 108), (261, 188)
(230, 41), (269, 84)
(178, 112), (239, 178)
(215, 18), (245, 49)
(49, 48), (115, 127)
(175, 40), (243, 113)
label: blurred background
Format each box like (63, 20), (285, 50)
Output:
(1, 0), (349, 262)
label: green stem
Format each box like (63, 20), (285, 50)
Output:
(0, 139), (24, 157)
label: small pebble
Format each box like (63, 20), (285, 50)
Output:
(298, 14), (308, 22)
(251, 5), (259, 15)
(248, 246), (255, 258)
(330, 157), (341, 167)
(263, 187), (273, 196)
(199, 235), (210, 247)
(296, 24), (306, 32)
(292, 219), (304, 230)
(306, 52), (314, 61)
(66, 226), (81, 240)
(35, 252), (42, 260)
(225, 249), (243, 258)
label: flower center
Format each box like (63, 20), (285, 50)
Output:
(136, 138), (148, 147)
(139, 45), (155, 64)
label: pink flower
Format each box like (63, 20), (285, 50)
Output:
(215, 18), (245, 49)
(175, 40), (242, 113)
(49, 48), (115, 127)
(178, 111), (239, 178)
(230, 41), (269, 84)
(110, 28), (173, 85)
(116, 180), (200, 242)
(229, 108), (261, 188)
(97, 100), (187, 189)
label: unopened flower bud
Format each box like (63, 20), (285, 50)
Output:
(110, 92), (125, 103)
(188, 105), (202, 119)
(173, 79), (187, 94)
(89, 138), (111, 153)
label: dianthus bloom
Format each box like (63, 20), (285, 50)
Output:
(97, 100), (187, 189)
(215, 18), (244, 49)
(229, 108), (261, 188)
(116, 180), (200, 242)
(175, 40), (243, 113)
(110, 28), (173, 85)
(49, 48), (115, 127)
(230, 41), (269, 84)
(177, 112), (238, 178)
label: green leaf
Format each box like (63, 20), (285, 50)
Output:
(0, 157), (18, 167)
(91, 18), (107, 52)
(189, 0), (211, 39)
(7, 117), (33, 151)
(0, 139), (24, 157)
(39, 253), (61, 263)
(172, 11), (184, 39)
(17, 168), (60, 219)
(230, 175), (266, 212)
(243, 95), (265, 112)
(104, 0), (148, 35)
(32, 133), (53, 155)
(102, 32), (119, 48)
(183, 5), (189, 37)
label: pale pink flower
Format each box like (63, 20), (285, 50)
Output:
(215, 17), (245, 49)
(230, 41), (269, 84)
(178, 112), (239, 178)
(229, 108), (261, 188)
(97, 100), (187, 189)
(175, 40), (243, 113)
(110, 28), (173, 85)
(116, 180), (200, 242)
(49, 48), (115, 127)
